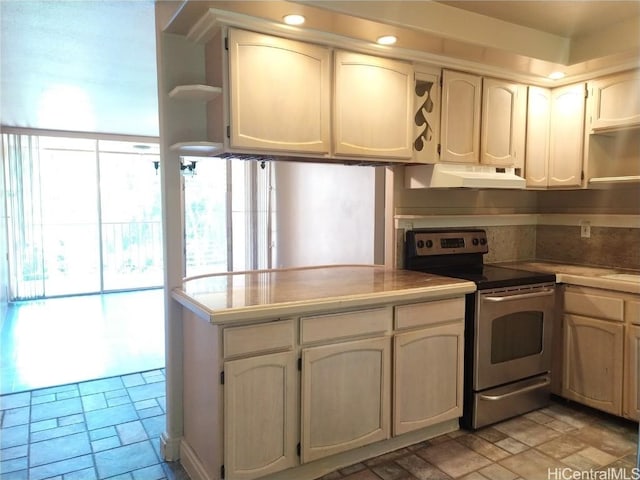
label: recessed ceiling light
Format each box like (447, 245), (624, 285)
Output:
(377, 35), (397, 45)
(548, 71), (566, 80)
(283, 14), (305, 26)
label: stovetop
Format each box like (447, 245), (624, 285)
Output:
(419, 264), (556, 290)
(404, 228), (556, 289)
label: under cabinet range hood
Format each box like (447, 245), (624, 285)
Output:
(405, 163), (526, 189)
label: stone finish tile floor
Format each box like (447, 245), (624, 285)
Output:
(0, 369), (188, 480)
(318, 401), (638, 480)
(2, 372), (638, 480)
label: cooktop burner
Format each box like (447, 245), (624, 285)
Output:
(404, 228), (556, 289)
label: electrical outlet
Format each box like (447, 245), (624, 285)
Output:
(580, 221), (591, 238)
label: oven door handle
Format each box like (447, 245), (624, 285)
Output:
(482, 288), (555, 302)
(478, 377), (551, 401)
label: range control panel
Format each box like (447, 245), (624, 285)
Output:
(406, 229), (488, 256)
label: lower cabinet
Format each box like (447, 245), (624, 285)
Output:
(624, 324), (640, 421)
(563, 313), (624, 415)
(393, 322), (464, 435)
(301, 336), (391, 463)
(224, 351), (299, 480)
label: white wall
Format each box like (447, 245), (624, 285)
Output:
(273, 161), (377, 268)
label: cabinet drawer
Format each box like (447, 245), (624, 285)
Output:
(564, 289), (623, 322)
(627, 299), (640, 326)
(300, 308), (391, 344)
(224, 320), (294, 359)
(395, 298), (465, 330)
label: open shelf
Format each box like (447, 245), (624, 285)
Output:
(588, 176), (640, 188)
(168, 84), (222, 101)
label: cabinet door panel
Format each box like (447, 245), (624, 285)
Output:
(440, 70), (481, 164)
(525, 86), (551, 187)
(589, 71), (640, 131)
(228, 28), (330, 153)
(563, 314), (623, 415)
(224, 351), (298, 480)
(394, 323), (463, 435)
(549, 83), (585, 187)
(301, 336), (390, 463)
(481, 79), (525, 167)
(334, 51), (413, 159)
(624, 325), (640, 421)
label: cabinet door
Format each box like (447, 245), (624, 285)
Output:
(224, 351), (298, 480)
(333, 51), (413, 159)
(228, 28), (330, 154)
(393, 322), (463, 435)
(563, 314), (623, 415)
(525, 86), (551, 188)
(588, 70), (640, 131)
(440, 70), (482, 164)
(301, 336), (391, 463)
(481, 78), (526, 167)
(548, 83), (585, 187)
(412, 67), (441, 164)
(624, 325), (640, 421)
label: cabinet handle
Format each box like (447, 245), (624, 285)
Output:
(483, 288), (554, 302)
(478, 377), (550, 401)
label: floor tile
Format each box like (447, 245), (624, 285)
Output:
(31, 397), (83, 422)
(2, 406), (30, 427)
(116, 420), (149, 445)
(29, 431), (91, 467)
(0, 424), (29, 449)
(477, 463), (519, 480)
(82, 392), (108, 411)
(371, 462), (411, 479)
(535, 434), (588, 459)
(499, 449), (566, 480)
(416, 439), (492, 478)
(570, 424), (638, 457)
(493, 417), (561, 447)
(126, 381), (165, 402)
(94, 440), (158, 478)
(30, 421), (87, 443)
(132, 463), (166, 480)
(455, 433), (511, 461)
(84, 403), (138, 430)
(561, 446), (618, 470)
(79, 377), (125, 396)
(0, 392), (30, 410)
(28, 454), (94, 480)
(395, 454), (452, 479)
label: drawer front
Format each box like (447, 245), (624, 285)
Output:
(564, 289), (624, 322)
(224, 320), (294, 359)
(300, 308), (391, 344)
(627, 299), (640, 326)
(395, 298), (465, 330)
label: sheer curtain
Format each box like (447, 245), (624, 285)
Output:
(2, 133), (45, 299)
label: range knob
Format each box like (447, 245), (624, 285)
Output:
(480, 238), (487, 245)
(426, 240), (433, 248)
(417, 240), (425, 249)
(472, 238), (479, 246)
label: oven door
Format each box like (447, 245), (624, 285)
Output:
(474, 283), (555, 391)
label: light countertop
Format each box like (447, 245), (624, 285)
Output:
(172, 264), (476, 324)
(497, 261), (640, 294)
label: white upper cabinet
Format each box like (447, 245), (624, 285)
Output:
(548, 83), (586, 188)
(587, 70), (640, 132)
(227, 28), (331, 154)
(333, 51), (413, 159)
(440, 70), (482, 164)
(481, 78), (527, 167)
(525, 86), (551, 188)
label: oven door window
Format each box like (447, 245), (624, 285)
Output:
(491, 311), (543, 364)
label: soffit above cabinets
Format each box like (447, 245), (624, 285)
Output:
(161, 0), (640, 85)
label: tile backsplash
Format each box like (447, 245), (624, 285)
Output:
(536, 225), (640, 270)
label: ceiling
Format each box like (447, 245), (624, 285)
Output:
(1, 1), (639, 137)
(437, 1), (640, 38)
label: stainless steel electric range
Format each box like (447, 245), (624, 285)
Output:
(404, 228), (557, 429)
